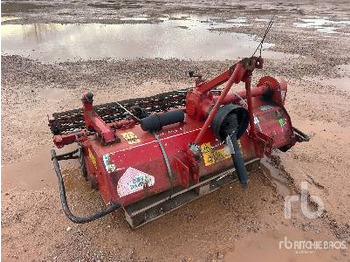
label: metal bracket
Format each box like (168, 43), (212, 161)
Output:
(174, 157), (190, 188)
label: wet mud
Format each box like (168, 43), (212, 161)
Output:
(1, 0), (350, 261)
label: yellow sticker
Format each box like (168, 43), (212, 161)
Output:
(214, 148), (231, 162)
(121, 131), (141, 144)
(201, 143), (212, 153)
(237, 140), (245, 157)
(88, 148), (97, 169)
(201, 142), (231, 166)
(202, 150), (216, 166)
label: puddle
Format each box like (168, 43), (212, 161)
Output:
(224, 17), (248, 26)
(260, 158), (293, 197)
(255, 18), (270, 22)
(294, 18), (350, 33)
(1, 16), (20, 23)
(1, 145), (78, 191)
(119, 15), (149, 21)
(1, 16), (287, 63)
(211, 17), (249, 29)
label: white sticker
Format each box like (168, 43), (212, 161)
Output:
(254, 116), (260, 124)
(117, 167), (155, 197)
(281, 91), (286, 101)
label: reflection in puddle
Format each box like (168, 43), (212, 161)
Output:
(260, 158), (293, 197)
(255, 18), (270, 22)
(225, 17), (247, 26)
(119, 15), (149, 21)
(1, 16), (287, 63)
(1, 16), (20, 23)
(294, 18), (350, 33)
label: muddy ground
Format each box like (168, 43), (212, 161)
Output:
(1, 0), (350, 261)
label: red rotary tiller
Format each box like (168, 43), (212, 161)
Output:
(49, 55), (308, 227)
(49, 19), (308, 227)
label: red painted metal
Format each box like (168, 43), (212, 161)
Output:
(193, 62), (245, 144)
(82, 93), (119, 144)
(51, 56), (304, 210)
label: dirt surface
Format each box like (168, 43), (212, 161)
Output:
(1, 0), (350, 261)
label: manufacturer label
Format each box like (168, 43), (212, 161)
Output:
(117, 167), (155, 197)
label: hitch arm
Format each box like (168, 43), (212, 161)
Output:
(194, 57), (262, 145)
(194, 62), (245, 144)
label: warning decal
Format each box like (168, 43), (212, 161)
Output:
(200, 142), (231, 167)
(117, 167), (155, 197)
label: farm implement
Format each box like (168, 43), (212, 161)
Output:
(49, 19), (309, 228)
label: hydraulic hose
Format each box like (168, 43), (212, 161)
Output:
(226, 134), (249, 185)
(51, 149), (121, 224)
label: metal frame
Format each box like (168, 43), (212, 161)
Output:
(124, 159), (259, 228)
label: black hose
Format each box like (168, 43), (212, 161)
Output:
(51, 149), (121, 224)
(140, 110), (185, 133)
(226, 134), (249, 185)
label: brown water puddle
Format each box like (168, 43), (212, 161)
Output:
(1, 15), (290, 63)
(1, 145), (78, 191)
(260, 158), (293, 197)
